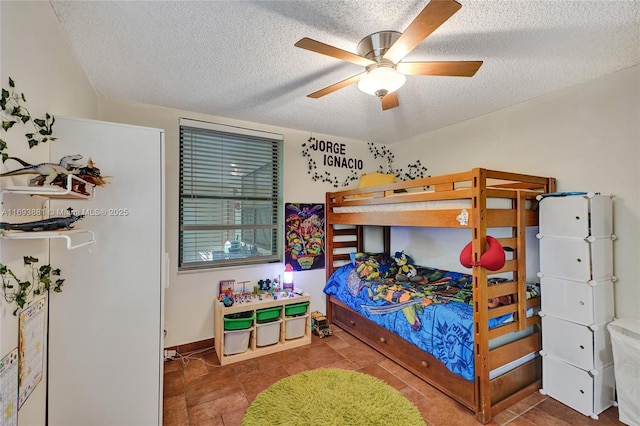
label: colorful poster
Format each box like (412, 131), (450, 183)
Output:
(18, 296), (46, 408)
(285, 203), (325, 271)
(0, 348), (19, 426)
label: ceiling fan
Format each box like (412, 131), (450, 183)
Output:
(294, 0), (482, 111)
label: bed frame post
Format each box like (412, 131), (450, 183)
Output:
(325, 191), (335, 281)
(383, 226), (391, 255)
(471, 168), (492, 423)
(516, 190), (528, 331)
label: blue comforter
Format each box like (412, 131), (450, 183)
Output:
(323, 264), (516, 381)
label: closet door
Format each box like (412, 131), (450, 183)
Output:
(48, 117), (165, 425)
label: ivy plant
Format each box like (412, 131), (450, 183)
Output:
(368, 142), (430, 181)
(0, 77), (57, 162)
(0, 256), (64, 315)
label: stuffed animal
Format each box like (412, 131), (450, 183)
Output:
(393, 251), (418, 280)
(353, 252), (393, 281)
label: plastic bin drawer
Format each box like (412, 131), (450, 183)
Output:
(256, 306), (282, 323)
(285, 314), (308, 340)
(223, 328), (252, 355)
(256, 319), (282, 347)
(285, 301), (309, 317)
(223, 311), (254, 330)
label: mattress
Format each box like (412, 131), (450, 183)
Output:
(323, 263), (537, 381)
(334, 197), (533, 214)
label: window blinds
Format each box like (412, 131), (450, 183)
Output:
(179, 118), (283, 269)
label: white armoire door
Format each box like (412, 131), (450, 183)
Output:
(48, 117), (165, 425)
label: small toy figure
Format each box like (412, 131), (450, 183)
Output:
(222, 295), (234, 307)
(259, 279), (271, 291)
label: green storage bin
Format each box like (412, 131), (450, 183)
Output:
(256, 306), (282, 323)
(223, 311), (254, 330)
(285, 301), (309, 317)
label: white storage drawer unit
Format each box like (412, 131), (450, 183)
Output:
(541, 355), (616, 418)
(539, 276), (614, 326)
(538, 237), (613, 282)
(538, 193), (616, 420)
(538, 194), (613, 238)
(541, 315), (613, 370)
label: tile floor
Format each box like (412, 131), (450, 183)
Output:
(163, 326), (624, 426)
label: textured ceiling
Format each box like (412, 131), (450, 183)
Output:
(50, 0), (640, 144)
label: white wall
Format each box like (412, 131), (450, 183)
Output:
(0, 1), (97, 425)
(97, 99), (372, 347)
(392, 65), (640, 320)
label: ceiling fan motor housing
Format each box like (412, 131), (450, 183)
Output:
(357, 31), (402, 63)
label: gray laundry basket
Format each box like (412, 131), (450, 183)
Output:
(607, 319), (640, 426)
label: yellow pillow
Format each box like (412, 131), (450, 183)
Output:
(358, 172), (396, 188)
(354, 173), (395, 198)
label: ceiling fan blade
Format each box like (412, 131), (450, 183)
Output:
(397, 61), (483, 77)
(307, 72), (366, 98)
(383, 0), (462, 64)
(381, 92), (400, 110)
(295, 38), (375, 67)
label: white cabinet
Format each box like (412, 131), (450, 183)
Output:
(47, 117), (165, 425)
(537, 193), (616, 419)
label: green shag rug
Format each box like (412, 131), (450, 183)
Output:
(242, 368), (426, 426)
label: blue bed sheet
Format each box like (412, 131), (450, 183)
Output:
(323, 263), (517, 381)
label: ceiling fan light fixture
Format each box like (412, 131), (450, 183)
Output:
(357, 67), (406, 98)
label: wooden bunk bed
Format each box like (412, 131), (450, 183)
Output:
(324, 168), (556, 424)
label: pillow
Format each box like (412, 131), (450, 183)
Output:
(354, 173), (396, 199)
(358, 172), (396, 188)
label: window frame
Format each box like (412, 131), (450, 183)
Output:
(178, 118), (283, 271)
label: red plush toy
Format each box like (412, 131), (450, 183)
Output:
(459, 236), (506, 271)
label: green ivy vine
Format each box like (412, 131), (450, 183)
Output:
(367, 142), (430, 181)
(0, 77), (57, 162)
(0, 256), (64, 315)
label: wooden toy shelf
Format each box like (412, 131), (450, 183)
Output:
(214, 293), (311, 366)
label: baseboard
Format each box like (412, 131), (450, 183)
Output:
(165, 338), (215, 354)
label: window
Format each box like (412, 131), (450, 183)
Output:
(179, 118), (283, 270)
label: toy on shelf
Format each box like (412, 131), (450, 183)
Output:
(1, 155), (109, 196)
(0, 207), (83, 232)
(219, 279), (235, 296)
